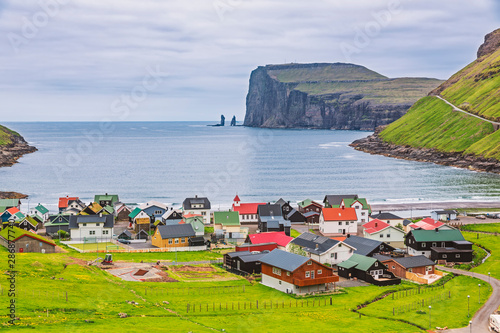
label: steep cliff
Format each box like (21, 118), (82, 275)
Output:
(352, 28), (500, 172)
(244, 63), (442, 130)
(0, 124), (37, 168)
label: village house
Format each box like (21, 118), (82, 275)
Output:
(303, 211), (321, 225)
(257, 203), (291, 236)
(223, 251), (267, 275)
(259, 249), (339, 294)
(1, 207), (25, 225)
(162, 208), (183, 221)
(409, 218), (455, 231)
(231, 195), (266, 224)
(431, 210), (458, 222)
(289, 232), (356, 265)
(69, 214), (114, 242)
(128, 207), (152, 233)
(58, 196), (85, 215)
(18, 216), (39, 232)
(340, 198), (371, 224)
(29, 204), (50, 225)
(136, 229), (149, 240)
(140, 201), (169, 224)
(246, 231), (293, 250)
(94, 193), (120, 208)
(79, 202), (109, 216)
(323, 194), (358, 208)
(152, 224), (200, 249)
(342, 235), (395, 257)
(337, 253), (401, 286)
(319, 207), (357, 236)
(44, 214), (71, 235)
(183, 196), (211, 224)
(369, 212), (405, 228)
(235, 242), (278, 252)
(362, 219), (406, 248)
(275, 198), (294, 218)
(0, 198), (21, 212)
(375, 254), (442, 284)
(213, 211), (247, 241)
(115, 204), (132, 221)
(117, 230), (133, 240)
(0, 226), (56, 253)
(285, 209), (306, 223)
(297, 199), (323, 214)
(405, 229), (473, 262)
(183, 214), (205, 237)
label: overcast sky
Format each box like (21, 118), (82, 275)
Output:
(0, 0), (498, 122)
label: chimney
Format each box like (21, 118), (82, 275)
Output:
(316, 244), (319, 250)
(347, 234), (350, 238)
(435, 228), (439, 232)
(105, 193), (108, 195)
(375, 222), (378, 228)
(99, 213), (102, 217)
(379, 210), (381, 214)
(195, 195), (198, 198)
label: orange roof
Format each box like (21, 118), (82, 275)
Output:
(362, 219), (390, 234)
(331, 236), (346, 242)
(6, 207), (20, 215)
(183, 213), (202, 219)
(58, 196), (79, 208)
(322, 207), (357, 221)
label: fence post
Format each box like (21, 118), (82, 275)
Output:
(393, 308), (395, 316)
(256, 300), (258, 309)
(330, 297), (332, 305)
(66, 291), (68, 302)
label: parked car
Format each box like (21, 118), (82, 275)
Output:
(476, 215), (486, 220)
(118, 239), (131, 244)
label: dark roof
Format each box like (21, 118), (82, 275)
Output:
(303, 211), (320, 218)
(239, 252), (268, 263)
(68, 215), (114, 229)
(430, 247), (473, 253)
(275, 198), (288, 206)
(453, 240), (472, 245)
(182, 197), (211, 210)
(370, 212), (403, 220)
(258, 204), (282, 217)
(378, 255), (436, 268)
(189, 236), (205, 243)
(290, 232), (340, 255)
(343, 235), (394, 256)
(403, 219), (412, 226)
(118, 230), (132, 238)
(324, 194), (357, 206)
(432, 210), (457, 214)
(259, 249), (309, 272)
(157, 224), (195, 238)
(286, 208), (304, 220)
(227, 251), (251, 258)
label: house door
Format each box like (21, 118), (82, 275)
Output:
(311, 270), (315, 279)
(342, 229), (346, 235)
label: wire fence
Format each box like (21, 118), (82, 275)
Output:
(144, 284), (246, 296)
(389, 284), (445, 300)
(393, 291), (451, 315)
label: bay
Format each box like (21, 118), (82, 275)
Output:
(2, 121), (500, 212)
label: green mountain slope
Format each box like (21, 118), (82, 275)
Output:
(379, 28), (500, 160)
(0, 124), (21, 146)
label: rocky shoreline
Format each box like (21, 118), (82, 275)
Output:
(350, 127), (500, 174)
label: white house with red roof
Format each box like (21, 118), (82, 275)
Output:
(409, 218), (455, 231)
(362, 219), (405, 248)
(319, 207), (358, 236)
(58, 196), (85, 215)
(231, 195), (266, 224)
(246, 231), (293, 250)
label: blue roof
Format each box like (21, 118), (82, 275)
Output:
(259, 249), (309, 272)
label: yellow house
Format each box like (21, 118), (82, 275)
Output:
(152, 224), (195, 248)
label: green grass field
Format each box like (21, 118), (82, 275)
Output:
(461, 223), (500, 234)
(67, 242), (123, 251)
(463, 232), (500, 279)
(290, 229), (300, 238)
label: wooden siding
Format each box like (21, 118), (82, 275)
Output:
(151, 229), (191, 248)
(261, 259), (338, 286)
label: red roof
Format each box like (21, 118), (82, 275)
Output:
(331, 236), (346, 242)
(5, 207), (20, 215)
(58, 196), (79, 209)
(233, 194), (241, 202)
(410, 218), (444, 230)
(232, 202), (266, 215)
(322, 207), (357, 221)
(183, 213), (202, 219)
(362, 219), (390, 234)
(248, 232), (293, 247)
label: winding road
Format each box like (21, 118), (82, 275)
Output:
(440, 267), (500, 333)
(435, 95), (500, 126)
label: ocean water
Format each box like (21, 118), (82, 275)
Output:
(2, 121), (500, 212)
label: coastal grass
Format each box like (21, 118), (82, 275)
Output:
(380, 96), (495, 152)
(463, 232), (500, 279)
(290, 228), (301, 238)
(267, 64), (387, 83)
(359, 275), (492, 330)
(461, 223), (500, 234)
(0, 124), (19, 146)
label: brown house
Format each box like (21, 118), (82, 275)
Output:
(376, 255), (441, 284)
(0, 226), (56, 253)
(152, 224), (195, 248)
(259, 249), (339, 294)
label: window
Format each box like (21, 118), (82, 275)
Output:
(432, 242), (437, 247)
(317, 270), (322, 275)
(201, 211), (206, 216)
(175, 238), (179, 244)
(305, 271), (310, 278)
(89, 230), (95, 235)
(386, 234), (390, 238)
(307, 261), (312, 265)
(59, 217), (62, 222)
(168, 239), (173, 244)
(103, 230), (108, 235)
(422, 242), (426, 248)
(39, 242), (43, 247)
(96, 223), (100, 226)
(455, 254), (460, 258)
(361, 219), (365, 223)
(443, 254), (447, 258)
(286, 272), (290, 276)
(380, 234), (384, 238)
(426, 266), (433, 271)
(272, 267), (281, 276)
(338, 229), (343, 234)
(375, 262), (378, 267)
(279, 281), (282, 285)
(154, 210), (162, 215)
(339, 222), (342, 226)
(392, 265), (395, 269)
(409, 268), (413, 273)
(361, 212), (365, 216)
(349, 249), (353, 253)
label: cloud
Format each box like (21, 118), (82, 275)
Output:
(0, 0), (498, 121)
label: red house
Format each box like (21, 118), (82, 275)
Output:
(259, 249), (339, 294)
(231, 195), (266, 224)
(246, 232), (293, 249)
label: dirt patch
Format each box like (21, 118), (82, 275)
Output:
(146, 270), (178, 282)
(67, 257), (87, 266)
(170, 265), (216, 272)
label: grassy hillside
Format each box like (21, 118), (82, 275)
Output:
(380, 96), (495, 151)
(379, 29), (500, 160)
(267, 63), (387, 82)
(0, 124), (19, 146)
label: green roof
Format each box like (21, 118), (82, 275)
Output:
(94, 194), (119, 203)
(298, 199), (313, 208)
(103, 205), (115, 214)
(343, 198), (371, 213)
(338, 253), (377, 271)
(35, 204), (49, 215)
(0, 226), (55, 246)
(22, 216), (38, 227)
(411, 229), (465, 242)
(14, 212), (26, 220)
(213, 211), (240, 226)
(0, 199), (20, 208)
(0, 206), (6, 213)
(128, 207), (142, 219)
